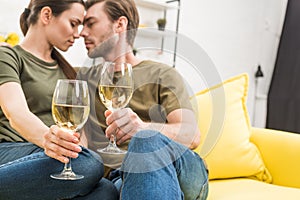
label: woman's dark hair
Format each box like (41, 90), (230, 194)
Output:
(20, 0), (85, 79)
(85, 0), (139, 47)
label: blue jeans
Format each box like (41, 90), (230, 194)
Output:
(0, 142), (118, 200)
(117, 130), (208, 200)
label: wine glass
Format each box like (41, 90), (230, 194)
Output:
(97, 62), (133, 155)
(51, 79), (90, 180)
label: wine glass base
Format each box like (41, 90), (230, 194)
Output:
(97, 147), (126, 168)
(97, 147), (127, 155)
(50, 171), (84, 180)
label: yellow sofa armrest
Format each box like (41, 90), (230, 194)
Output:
(250, 127), (300, 188)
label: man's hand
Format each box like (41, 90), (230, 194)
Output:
(43, 125), (83, 163)
(104, 108), (147, 145)
(105, 108), (201, 149)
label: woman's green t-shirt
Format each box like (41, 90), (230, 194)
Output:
(0, 45), (66, 142)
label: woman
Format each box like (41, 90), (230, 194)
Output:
(0, 0), (118, 199)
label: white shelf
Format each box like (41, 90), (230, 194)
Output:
(135, 0), (180, 67)
(255, 94), (268, 100)
(137, 27), (177, 38)
(135, 0), (179, 10)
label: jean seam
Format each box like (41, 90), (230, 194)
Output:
(197, 177), (208, 200)
(197, 157), (209, 200)
(0, 152), (47, 168)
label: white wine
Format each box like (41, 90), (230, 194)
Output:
(52, 103), (90, 131)
(97, 62), (132, 156)
(50, 79), (90, 180)
(98, 85), (133, 110)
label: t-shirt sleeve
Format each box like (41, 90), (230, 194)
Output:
(0, 46), (22, 86)
(159, 67), (193, 115)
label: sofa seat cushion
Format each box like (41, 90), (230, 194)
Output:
(209, 178), (300, 200)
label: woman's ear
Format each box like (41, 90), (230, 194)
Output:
(115, 16), (128, 33)
(40, 6), (53, 24)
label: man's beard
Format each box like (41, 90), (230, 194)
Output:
(88, 34), (118, 59)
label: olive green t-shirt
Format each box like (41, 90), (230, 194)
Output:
(78, 60), (193, 169)
(0, 45), (66, 142)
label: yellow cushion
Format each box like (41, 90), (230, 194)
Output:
(191, 73), (271, 182)
(208, 178), (300, 200)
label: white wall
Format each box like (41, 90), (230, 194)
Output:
(0, 0), (29, 36)
(0, 0), (93, 67)
(0, 0), (288, 127)
(178, 0), (287, 127)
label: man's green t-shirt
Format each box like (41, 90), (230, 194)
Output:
(0, 45), (66, 142)
(78, 60), (193, 168)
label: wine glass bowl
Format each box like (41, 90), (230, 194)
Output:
(51, 79), (90, 180)
(97, 62), (133, 156)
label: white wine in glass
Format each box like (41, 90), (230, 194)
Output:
(51, 79), (90, 180)
(97, 62), (133, 155)
(99, 85), (133, 111)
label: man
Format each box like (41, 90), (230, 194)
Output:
(46, 0), (209, 199)
(81, 0), (208, 199)
(81, 0), (202, 149)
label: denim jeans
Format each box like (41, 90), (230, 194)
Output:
(0, 142), (118, 200)
(117, 130), (208, 200)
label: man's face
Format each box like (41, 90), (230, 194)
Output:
(80, 2), (116, 58)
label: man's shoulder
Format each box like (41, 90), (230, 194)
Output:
(137, 60), (177, 75)
(76, 65), (103, 86)
(77, 64), (102, 76)
(138, 60), (170, 68)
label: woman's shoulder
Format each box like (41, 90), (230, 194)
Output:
(0, 45), (21, 60)
(0, 45), (23, 70)
(0, 46), (24, 84)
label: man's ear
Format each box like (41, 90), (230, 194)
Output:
(115, 16), (128, 33)
(40, 6), (53, 24)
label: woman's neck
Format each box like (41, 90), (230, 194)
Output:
(20, 27), (54, 63)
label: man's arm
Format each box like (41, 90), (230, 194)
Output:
(154, 108), (200, 149)
(105, 107), (201, 149)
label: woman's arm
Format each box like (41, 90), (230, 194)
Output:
(0, 82), (49, 148)
(0, 82), (82, 163)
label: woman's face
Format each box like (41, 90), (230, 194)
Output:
(47, 3), (85, 52)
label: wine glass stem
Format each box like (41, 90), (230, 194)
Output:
(109, 134), (117, 148)
(63, 157), (73, 173)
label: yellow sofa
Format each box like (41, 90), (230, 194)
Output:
(191, 73), (300, 199)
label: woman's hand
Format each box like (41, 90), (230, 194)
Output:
(43, 125), (83, 163)
(104, 108), (147, 145)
